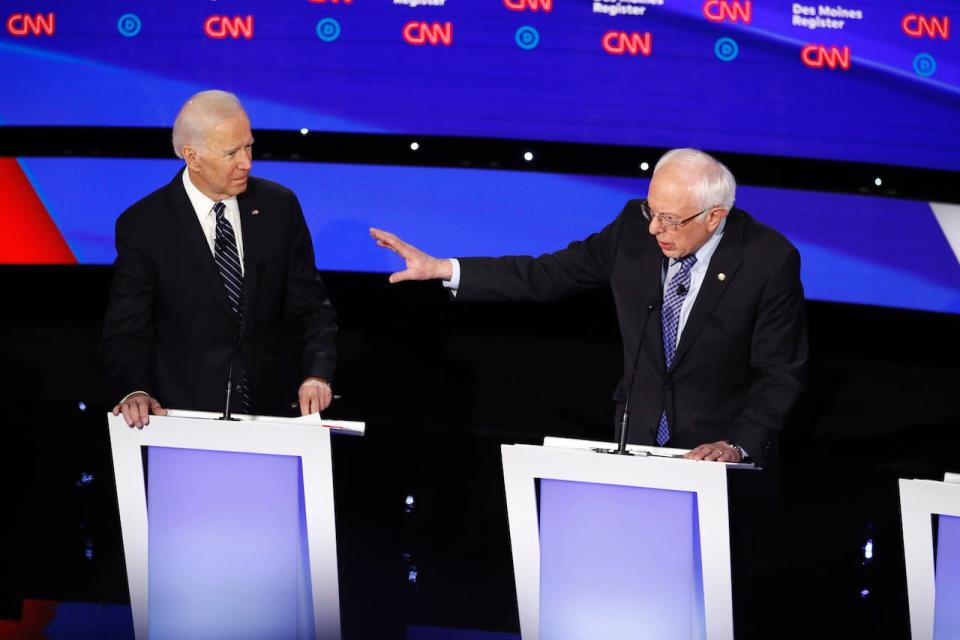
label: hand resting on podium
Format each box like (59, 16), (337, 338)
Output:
(112, 391), (167, 430)
(683, 440), (743, 463)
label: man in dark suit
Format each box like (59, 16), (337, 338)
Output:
(370, 148), (807, 467)
(100, 90), (337, 428)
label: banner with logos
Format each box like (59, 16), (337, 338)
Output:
(0, 1), (956, 170)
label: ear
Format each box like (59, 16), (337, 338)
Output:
(182, 145), (201, 172)
(706, 206), (728, 232)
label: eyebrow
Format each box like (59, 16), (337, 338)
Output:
(648, 203), (679, 218)
(224, 140), (254, 154)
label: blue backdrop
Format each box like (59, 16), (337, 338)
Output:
(16, 156), (960, 314)
(1, 1), (957, 170)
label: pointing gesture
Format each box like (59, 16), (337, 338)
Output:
(370, 227), (453, 283)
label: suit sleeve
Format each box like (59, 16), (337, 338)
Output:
(283, 193), (338, 382)
(728, 246), (808, 464)
(455, 202), (634, 302)
(98, 215), (158, 403)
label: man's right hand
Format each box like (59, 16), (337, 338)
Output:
(369, 228), (453, 283)
(112, 392), (167, 429)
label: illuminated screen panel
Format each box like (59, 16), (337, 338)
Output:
(8, 156), (960, 313)
(0, 1), (958, 170)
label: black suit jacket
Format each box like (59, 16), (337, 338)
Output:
(99, 170), (337, 415)
(456, 200), (807, 466)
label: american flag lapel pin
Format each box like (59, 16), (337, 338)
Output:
(252, 209), (260, 216)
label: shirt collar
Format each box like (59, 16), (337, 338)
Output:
(181, 169), (238, 220)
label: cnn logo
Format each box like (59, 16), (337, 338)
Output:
(402, 21), (453, 46)
(504, 0), (553, 12)
(902, 14), (949, 39)
(702, 1), (751, 23)
(801, 45), (851, 70)
(204, 15), (254, 40)
(602, 31), (652, 56)
(7, 12), (54, 36)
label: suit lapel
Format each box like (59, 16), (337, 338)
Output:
(168, 170), (237, 320)
(670, 215), (744, 371)
(237, 183), (261, 322)
(636, 238), (668, 372)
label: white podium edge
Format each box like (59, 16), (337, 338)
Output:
(501, 441), (737, 640)
(108, 411), (356, 640)
(899, 478), (960, 640)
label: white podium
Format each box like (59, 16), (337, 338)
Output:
(502, 437), (755, 640)
(108, 410), (363, 640)
(900, 474), (960, 640)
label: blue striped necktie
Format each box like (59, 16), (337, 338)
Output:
(213, 202), (252, 413)
(656, 253), (697, 446)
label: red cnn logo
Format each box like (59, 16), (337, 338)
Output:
(801, 44), (851, 70)
(6, 12), (55, 36)
(504, 0), (553, 12)
(702, 0), (751, 23)
(402, 21), (453, 46)
(308, 0), (353, 3)
(602, 31), (652, 56)
(204, 15), (254, 40)
(902, 14), (950, 39)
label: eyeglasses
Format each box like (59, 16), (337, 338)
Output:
(639, 199), (716, 232)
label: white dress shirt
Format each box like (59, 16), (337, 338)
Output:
(663, 217), (725, 342)
(182, 170), (245, 275)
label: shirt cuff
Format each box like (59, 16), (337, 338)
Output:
(442, 258), (461, 294)
(119, 390), (150, 404)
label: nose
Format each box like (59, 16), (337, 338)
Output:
(648, 215), (662, 235)
(238, 147), (252, 171)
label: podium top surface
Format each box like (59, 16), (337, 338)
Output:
(163, 408), (364, 436)
(540, 436), (757, 470)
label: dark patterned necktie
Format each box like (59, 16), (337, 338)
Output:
(656, 254), (698, 446)
(213, 202), (252, 413)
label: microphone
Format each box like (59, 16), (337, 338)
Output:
(609, 299), (658, 455)
(219, 358), (238, 421)
(219, 260), (262, 421)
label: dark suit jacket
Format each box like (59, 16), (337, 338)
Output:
(456, 200), (807, 466)
(99, 170), (337, 415)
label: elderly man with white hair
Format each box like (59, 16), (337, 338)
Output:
(371, 148), (807, 467)
(101, 90), (337, 428)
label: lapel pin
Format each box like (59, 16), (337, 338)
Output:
(252, 209), (260, 216)
(718, 273), (726, 282)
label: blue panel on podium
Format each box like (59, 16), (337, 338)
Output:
(147, 447), (314, 640)
(538, 479), (704, 640)
(935, 515), (960, 638)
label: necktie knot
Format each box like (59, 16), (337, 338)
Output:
(213, 201), (226, 221)
(678, 253), (697, 271)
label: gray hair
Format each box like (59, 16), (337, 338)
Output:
(653, 148), (736, 211)
(171, 90), (247, 159)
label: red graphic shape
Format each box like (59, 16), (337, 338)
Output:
(0, 158), (76, 264)
(0, 600), (59, 637)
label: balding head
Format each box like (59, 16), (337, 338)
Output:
(172, 90), (247, 159)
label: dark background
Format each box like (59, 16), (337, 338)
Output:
(1, 131), (959, 639)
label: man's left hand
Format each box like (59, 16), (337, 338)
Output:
(298, 377), (332, 415)
(683, 441), (742, 463)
